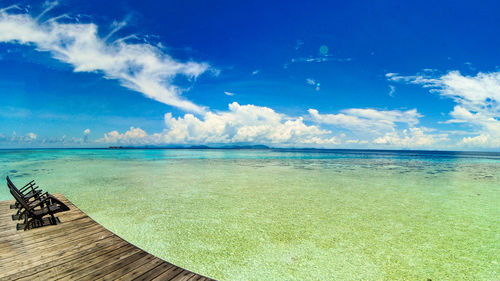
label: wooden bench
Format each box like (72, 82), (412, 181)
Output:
(7, 176), (70, 230)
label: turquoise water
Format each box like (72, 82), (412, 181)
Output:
(1, 149), (500, 280)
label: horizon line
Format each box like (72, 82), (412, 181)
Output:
(0, 146), (499, 154)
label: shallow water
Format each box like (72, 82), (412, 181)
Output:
(1, 149), (499, 280)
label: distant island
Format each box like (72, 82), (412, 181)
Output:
(107, 145), (270, 150)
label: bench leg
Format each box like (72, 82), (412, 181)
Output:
(49, 214), (57, 225)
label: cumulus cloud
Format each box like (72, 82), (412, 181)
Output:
(389, 70), (500, 147)
(100, 102), (340, 146)
(308, 108), (422, 135)
(100, 104), (445, 148)
(26, 132), (37, 140)
(83, 128), (91, 142)
(307, 107), (446, 148)
(0, 130), (102, 146)
(0, 4), (210, 113)
(0, 131), (87, 146)
(461, 134), (489, 146)
(101, 127), (158, 144)
(373, 127), (448, 148)
(0, 131), (37, 143)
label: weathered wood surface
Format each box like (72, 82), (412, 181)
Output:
(0, 194), (215, 281)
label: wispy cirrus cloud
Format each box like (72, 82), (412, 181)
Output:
(388, 85), (396, 97)
(0, 4), (211, 113)
(290, 56), (352, 64)
(306, 78), (316, 85)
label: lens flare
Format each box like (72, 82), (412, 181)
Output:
(319, 45), (328, 55)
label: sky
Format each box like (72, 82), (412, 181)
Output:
(1, 0), (500, 150)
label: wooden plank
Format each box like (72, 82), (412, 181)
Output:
(170, 271), (196, 281)
(1, 223), (110, 262)
(0, 217), (95, 246)
(0, 223), (103, 262)
(0, 194), (216, 281)
(97, 252), (161, 281)
(65, 250), (149, 280)
(151, 266), (185, 281)
(50, 243), (135, 280)
(194, 277), (212, 281)
(58, 246), (144, 281)
(1, 229), (116, 275)
(5, 240), (131, 280)
(113, 257), (166, 281)
(0, 216), (92, 253)
(17, 243), (136, 281)
(132, 263), (175, 281)
(0, 218), (98, 252)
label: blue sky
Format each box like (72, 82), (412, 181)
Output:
(1, 0), (500, 150)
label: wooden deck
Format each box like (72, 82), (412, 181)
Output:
(0, 194), (216, 281)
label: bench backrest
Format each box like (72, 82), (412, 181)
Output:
(6, 176), (15, 189)
(7, 176), (23, 196)
(6, 176), (33, 212)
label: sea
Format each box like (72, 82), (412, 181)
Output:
(1, 148), (499, 280)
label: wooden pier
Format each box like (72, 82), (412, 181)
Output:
(0, 194), (215, 281)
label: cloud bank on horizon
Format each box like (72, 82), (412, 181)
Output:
(0, 3), (499, 150)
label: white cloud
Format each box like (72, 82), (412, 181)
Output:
(308, 108), (422, 135)
(291, 56), (351, 64)
(306, 78), (316, 85)
(386, 72), (441, 87)
(389, 70), (500, 147)
(307, 107), (448, 148)
(99, 104), (447, 148)
(2, 131), (38, 143)
(26, 132), (37, 140)
(100, 102), (340, 146)
(0, 5), (211, 113)
(0, 131), (88, 146)
(0, 128), (104, 146)
(251, 69), (260, 75)
(224, 91), (235, 96)
(461, 134), (489, 146)
(83, 128), (91, 142)
(388, 85), (395, 97)
(101, 127), (159, 144)
(373, 128), (448, 148)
